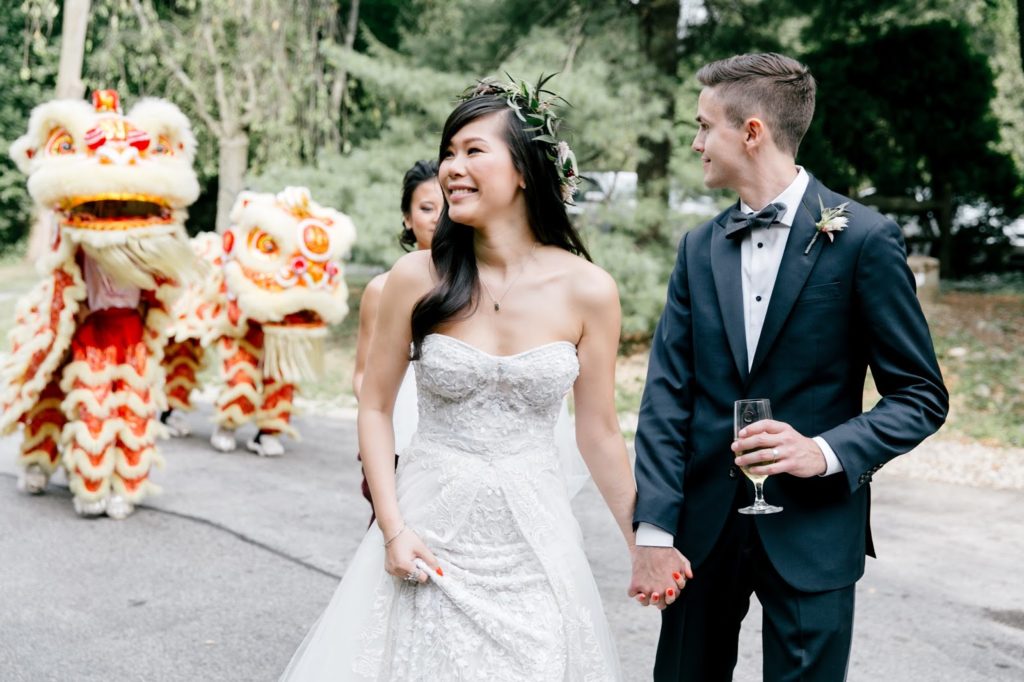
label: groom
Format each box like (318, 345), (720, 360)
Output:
(629, 53), (948, 680)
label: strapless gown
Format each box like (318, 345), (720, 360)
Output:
(281, 333), (622, 681)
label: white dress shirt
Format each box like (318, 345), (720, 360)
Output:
(636, 168), (842, 547)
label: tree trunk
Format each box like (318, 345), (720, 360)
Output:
(215, 132), (249, 232)
(55, 0), (91, 99)
(635, 0), (680, 206)
(331, 0), (360, 152)
(936, 182), (954, 278)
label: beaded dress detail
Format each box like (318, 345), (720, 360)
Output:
(281, 333), (621, 681)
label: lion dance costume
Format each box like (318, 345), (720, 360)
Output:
(164, 187), (355, 456)
(0, 90), (201, 519)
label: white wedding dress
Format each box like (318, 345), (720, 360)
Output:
(281, 333), (622, 681)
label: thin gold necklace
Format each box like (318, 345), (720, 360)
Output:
(478, 243), (538, 313)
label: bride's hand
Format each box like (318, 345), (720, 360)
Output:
(384, 526), (442, 584)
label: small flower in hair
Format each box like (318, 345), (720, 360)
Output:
(556, 141), (581, 202)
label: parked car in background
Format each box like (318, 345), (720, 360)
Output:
(568, 171), (637, 218)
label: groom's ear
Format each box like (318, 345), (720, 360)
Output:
(743, 117), (770, 150)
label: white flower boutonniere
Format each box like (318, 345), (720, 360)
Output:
(805, 195), (850, 255)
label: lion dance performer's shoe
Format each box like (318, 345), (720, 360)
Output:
(167, 186), (356, 456)
(247, 431), (285, 457)
(160, 409), (192, 438)
(0, 89), (201, 518)
(210, 426), (238, 453)
(16, 463), (49, 495)
(105, 494), (135, 520)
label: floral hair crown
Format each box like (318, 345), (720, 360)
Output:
(458, 73), (581, 203)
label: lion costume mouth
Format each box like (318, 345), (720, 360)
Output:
(278, 310), (324, 327)
(61, 194), (172, 230)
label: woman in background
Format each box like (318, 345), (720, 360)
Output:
(353, 160), (441, 520)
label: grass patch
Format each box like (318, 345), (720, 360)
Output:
(613, 290), (1024, 449)
(920, 292), (1024, 447)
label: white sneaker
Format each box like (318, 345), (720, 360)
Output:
(16, 463), (49, 494)
(246, 433), (285, 457)
(73, 495), (107, 518)
(161, 410), (191, 438)
(210, 426), (237, 452)
(106, 494), (135, 520)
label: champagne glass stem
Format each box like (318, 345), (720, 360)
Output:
(753, 481), (766, 507)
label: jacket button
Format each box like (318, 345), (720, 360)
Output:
(729, 466), (738, 479)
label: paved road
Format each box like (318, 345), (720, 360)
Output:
(1, 405), (1022, 681)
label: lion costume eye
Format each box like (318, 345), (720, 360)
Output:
(297, 219), (333, 262)
(248, 229), (279, 257)
(46, 129), (76, 155)
(150, 135), (175, 156)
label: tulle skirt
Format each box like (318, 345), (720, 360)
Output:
(280, 430), (621, 681)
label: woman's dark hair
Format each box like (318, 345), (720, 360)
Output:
(399, 159), (439, 251)
(410, 95), (590, 357)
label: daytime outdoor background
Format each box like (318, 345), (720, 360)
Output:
(0, 1), (1022, 681)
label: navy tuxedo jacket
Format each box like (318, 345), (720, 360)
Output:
(633, 174), (948, 593)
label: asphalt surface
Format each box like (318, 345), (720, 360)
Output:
(1, 404), (1022, 681)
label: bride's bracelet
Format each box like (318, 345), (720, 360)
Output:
(383, 524), (407, 547)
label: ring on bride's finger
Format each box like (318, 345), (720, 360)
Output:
(403, 569), (421, 583)
(771, 447), (780, 458)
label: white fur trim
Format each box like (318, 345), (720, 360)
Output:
(0, 257), (85, 432)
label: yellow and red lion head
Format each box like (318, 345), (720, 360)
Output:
(171, 187), (356, 383)
(222, 186), (356, 328)
(9, 90), (200, 287)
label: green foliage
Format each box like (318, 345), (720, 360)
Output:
(252, 119), (435, 267)
(0, 2), (58, 253)
(798, 21), (1022, 275)
(586, 228), (672, 341)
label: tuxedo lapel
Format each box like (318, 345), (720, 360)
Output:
(710, 206), (748, 382)
(748, 177), (826, 379)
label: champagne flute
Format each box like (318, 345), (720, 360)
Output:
(733, 399), (783, 515)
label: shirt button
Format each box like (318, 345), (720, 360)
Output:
(757, 242), (764, 248)
(755, 295), (762, 302)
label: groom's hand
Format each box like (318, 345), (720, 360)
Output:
(629, 546), (693, 610)
(733, 419), (827, 478)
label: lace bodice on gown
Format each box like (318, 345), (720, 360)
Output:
(414, 334), (579, 454)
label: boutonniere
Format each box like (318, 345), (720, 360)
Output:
(804, 195), (850, 255)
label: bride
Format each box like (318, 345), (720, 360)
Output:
(281, 76), (637, 681)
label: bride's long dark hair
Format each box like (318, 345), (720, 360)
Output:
(410, 95), (590, 358)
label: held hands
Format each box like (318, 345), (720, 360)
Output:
(628, 546), (693, 610)
(383, 524), (444, 584)
(732, 419), (826, 478)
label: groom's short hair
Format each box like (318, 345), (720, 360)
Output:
(697, 53), (816, 156)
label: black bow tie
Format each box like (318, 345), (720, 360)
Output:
(724, 201), (787, 240)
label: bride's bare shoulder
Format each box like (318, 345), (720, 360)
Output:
(551, 249), (619, 309)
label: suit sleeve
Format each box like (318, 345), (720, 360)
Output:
(633, 232), (696, 534)
(819, 218), (949, 494)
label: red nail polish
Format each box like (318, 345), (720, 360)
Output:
(667, 588), (675, 597)
(672, 572), (682, 581)
(652, 593), (660, 602)
(436, 567), (444, 577)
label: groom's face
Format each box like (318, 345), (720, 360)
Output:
(692, 87), (747, 191)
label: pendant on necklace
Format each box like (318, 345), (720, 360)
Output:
(494, 303), (500, 312)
